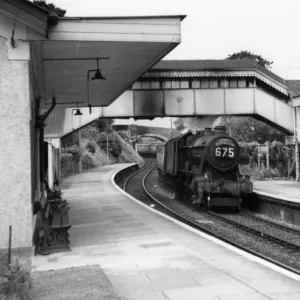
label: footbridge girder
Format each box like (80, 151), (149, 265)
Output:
(87, 87), (293, 133)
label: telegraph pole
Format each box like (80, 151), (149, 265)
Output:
(295, 109), (299, 181)
(78, 129), (82, 173)
(293, 107), (299, 181)
(106, 130), (109, 164)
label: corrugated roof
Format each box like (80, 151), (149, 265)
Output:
(150, 59), (286, 85)
(44, 107), (65, 137)
(287, 80), (300, 97)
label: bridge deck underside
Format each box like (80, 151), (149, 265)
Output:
(97, 88), (293, 133)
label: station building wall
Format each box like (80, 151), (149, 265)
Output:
(0, 36), (33, 250)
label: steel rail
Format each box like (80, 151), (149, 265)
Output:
(123, 160), (155, 191)
(241, 210), (300, 235)
(139, 165), (300, 276)
(202, 209), (300, 252)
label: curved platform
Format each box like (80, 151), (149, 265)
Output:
(253, 180), (300, 204)
(33, 164), (300, 300)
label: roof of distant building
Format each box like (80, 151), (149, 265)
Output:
(286, 80), (300, 97)
(151, 59), (286, 85)
(44, 107), (65, 137)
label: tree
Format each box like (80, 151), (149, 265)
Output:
(93, 118), (114, 133)
(228, 117), (285, 143)
(33, 0), (67, 17)
(227, 50), (273, 69)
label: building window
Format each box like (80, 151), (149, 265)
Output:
(151, 81), (160, 89)
(180, 80), (189, 88)
(246, 78), (255, 88)
(163, 80), (172, 89)
(201, 79), (209, 88)
(228, 78), (238, 88)
(238, 78), (247, 88)
(141, 81), (151, 89)
(172, 80), (180, 89)
(132, 81), (142, 89)
(209, 79), (218, 88)
(219, 79), (226, 88)
(192, 80), (200, 88)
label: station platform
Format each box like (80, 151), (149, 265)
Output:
(253, 180), (300, 204)
(33, 164), (300, 300)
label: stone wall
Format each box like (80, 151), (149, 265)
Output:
(0, 36), (33, 249)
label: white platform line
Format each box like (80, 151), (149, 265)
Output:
(112, 165), (300, 282)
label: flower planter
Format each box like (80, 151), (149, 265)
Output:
(36, 189), (72, 255)
(51, 211), (70, 228)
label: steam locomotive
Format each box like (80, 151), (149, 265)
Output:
(156, 126), (252, 211)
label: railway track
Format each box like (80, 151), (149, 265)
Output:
(122, 163), (300, 275)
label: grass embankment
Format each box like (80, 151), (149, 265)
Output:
(61, 127), (144, 178)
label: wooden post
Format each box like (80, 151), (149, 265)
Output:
(106, 129), (109, 164)
(294, 108), (299, 181)
(78, 130), (82, 173)
(266, 142), (270, 169)
(8, 225), (12, 267)
(296, 139), (299, 181)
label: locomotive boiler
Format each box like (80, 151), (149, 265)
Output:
(156, 126), (252, 211)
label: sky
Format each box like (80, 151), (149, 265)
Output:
(47, 0), (300, 128)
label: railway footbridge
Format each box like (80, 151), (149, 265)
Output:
(62, 60), (300, 139)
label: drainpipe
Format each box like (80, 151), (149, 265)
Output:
(294, 107), (300, 181)
(35, 97), (56, 191)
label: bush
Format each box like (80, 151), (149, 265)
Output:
(115, 132), (144, 167)
(116, 130), (131, 143)
(62, 146), (82, 162)
(80, 126), (98, 140)
(60, 126), (144, 178)
(240, 163), (283, 180)
(0, 256), (31, 300)
(96, 132), (122, 158)
(85, 141), (96, 154)
(82, 152), (95, 170)
(238, 141), (259, 157)
(60, 153), (77, 178)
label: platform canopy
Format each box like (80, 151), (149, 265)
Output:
(30, 15), (184, 110)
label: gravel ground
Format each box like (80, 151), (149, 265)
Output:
(222, 211), (300, 247)
(142, 167), (300, 272)
(30, 265), (127, 300)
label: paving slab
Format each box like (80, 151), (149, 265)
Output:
(32, 164), (300, 300)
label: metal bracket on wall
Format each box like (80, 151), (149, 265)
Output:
(35, 96), (56, 128)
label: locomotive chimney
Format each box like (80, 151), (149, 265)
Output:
(204, 127), (213, 135)
(214, 126), (227, 135)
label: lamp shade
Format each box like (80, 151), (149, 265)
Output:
(74, 109), (83, 116)
(91, 70), (106, 80)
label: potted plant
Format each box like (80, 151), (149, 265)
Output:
(48, 189), (70, 228)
